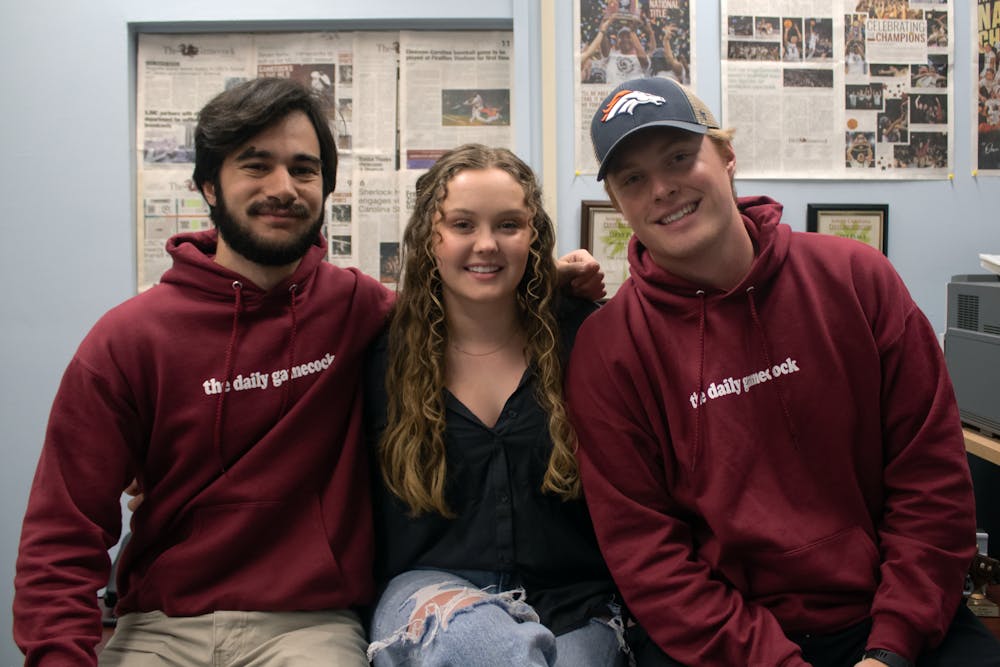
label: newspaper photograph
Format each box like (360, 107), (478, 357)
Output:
(575, 0), (696, 174)
(323, 200), (355, 268)
(398, 31), (514, 170)
(977, 0), (1000, 173)
(721, 0), (953, 180)
(255, 32), (353, 153)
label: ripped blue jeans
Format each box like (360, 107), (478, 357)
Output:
(367, 569), (628, 667)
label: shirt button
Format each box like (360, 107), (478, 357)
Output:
(499, 494), (509, 504)
(507, 410), (517, 418)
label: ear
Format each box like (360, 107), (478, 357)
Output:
(202, 180), (218, 207)
(723, 143), (737, 179)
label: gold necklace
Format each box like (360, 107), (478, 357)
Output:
(449, 328), (519, 357)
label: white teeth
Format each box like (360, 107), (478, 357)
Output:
(467, 265), (500, 273)
(660, 203), (696, 224)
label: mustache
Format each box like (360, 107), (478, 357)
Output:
(246, 200), (311, 219)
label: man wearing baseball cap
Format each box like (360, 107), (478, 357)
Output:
(566, 77), (1000, 667)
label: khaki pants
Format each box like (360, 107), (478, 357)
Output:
(99, 609), (368, 667)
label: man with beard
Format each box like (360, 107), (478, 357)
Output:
(12, 78), (604, 666)
(12, 77), (389, 666)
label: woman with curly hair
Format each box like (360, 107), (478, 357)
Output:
(363, 144), (627, 666)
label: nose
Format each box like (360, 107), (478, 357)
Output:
(264, 167), (296, 205)
(649, 171), (678, 202)
(472, 227), (499, 253)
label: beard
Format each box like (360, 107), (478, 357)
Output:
(210, 185), (325, 267)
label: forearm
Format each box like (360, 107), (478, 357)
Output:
(578, 436), (809, 666)
(868, 308), (976, 658)
(15, 360), (133, 664)
(15, 474), (115, 666)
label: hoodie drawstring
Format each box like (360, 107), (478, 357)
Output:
(279, 284), (299, 417)
(214, 280), (244, 473)
(745, 287), (799, 448)
(691, 290), (707, 471)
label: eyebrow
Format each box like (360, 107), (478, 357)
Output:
(444, 207), (529, 218)
(234, 146), (322, 167)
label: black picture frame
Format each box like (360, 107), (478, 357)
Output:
(806, 203), (889, 256)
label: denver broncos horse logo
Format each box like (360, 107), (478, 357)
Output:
(601, 90), (666, 122)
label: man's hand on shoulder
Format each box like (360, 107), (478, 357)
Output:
(556, 249), (606, 301)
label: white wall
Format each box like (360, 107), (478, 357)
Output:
(1, 2), (997, 664)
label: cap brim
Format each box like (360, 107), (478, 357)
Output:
(596, 120), (709, 181)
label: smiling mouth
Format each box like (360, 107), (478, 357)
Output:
(466, 265), (501, 274)
(657, 202), (697, 225)
(247, 202), (310, 220)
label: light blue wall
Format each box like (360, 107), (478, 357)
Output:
(1, 2), (997, 663)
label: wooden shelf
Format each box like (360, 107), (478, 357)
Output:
(965, 428), (1000, 467)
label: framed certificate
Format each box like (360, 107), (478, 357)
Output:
(581, 200), (633, 300)
(806, 204), (888, 255)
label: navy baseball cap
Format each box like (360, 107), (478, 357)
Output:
(591, 77), (719, 181)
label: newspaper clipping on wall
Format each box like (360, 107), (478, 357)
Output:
(721, 0), (953, 180)
(323, 32), (400, 285)
(398, 31), (514, 170)
(136, 34), (255, 286)
(135, 29), (513, 292)
(977, 0), (1000, 173)
(575, 0), (696, 175)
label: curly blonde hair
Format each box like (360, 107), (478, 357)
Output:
(380, 143), (580, 517)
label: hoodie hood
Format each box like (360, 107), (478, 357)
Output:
(627, 196), (789, 309)
(162, 228), (328, 305)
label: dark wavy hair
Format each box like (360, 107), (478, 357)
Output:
(192, 77), (338, 206)
(380, 143), (581, 517)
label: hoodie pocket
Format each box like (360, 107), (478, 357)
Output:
(741, 525), (880, 601)
(138, 495), (348, 610)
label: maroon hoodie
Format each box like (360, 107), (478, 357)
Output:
(567, 197), (975, 666)
(14, 230), (393, 665)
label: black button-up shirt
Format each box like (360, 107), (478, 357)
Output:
(364, 297), (616, 634)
